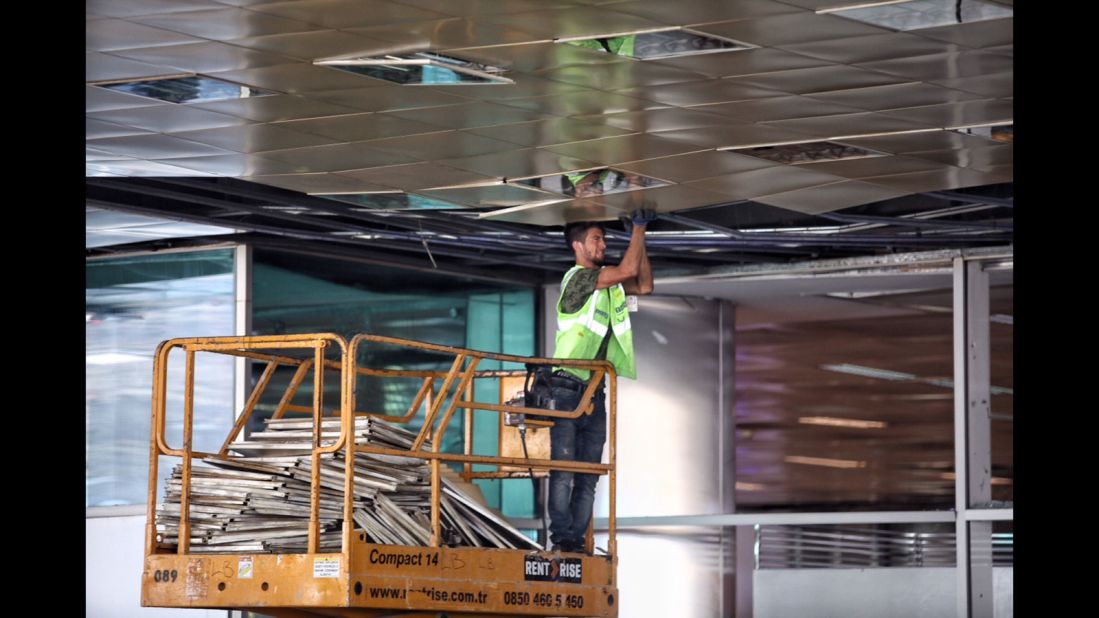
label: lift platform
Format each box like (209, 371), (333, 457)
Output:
(141, 333), (620, 617)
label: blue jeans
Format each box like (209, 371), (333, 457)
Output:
(548, 379), (606, 548)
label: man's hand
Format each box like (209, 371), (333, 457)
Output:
(631, 208), (658, 227)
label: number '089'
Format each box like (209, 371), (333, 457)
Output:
(153, 569), (178, 583)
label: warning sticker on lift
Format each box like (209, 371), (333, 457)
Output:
(238, 557), (253, 579)
(523, 555), (582, 584)
(313, 557), (340, 578)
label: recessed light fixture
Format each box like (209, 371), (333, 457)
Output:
(94, 74), (275, 104)
(726, 141), (888, 165)
(317, 52), (512, 85)
(822, 0), (1013, 32)
(560, 28), (756, 60)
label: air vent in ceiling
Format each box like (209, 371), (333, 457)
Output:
(95, 75), (275, 104)
(823, 0), (1013, 31)
(560, 28), (755, 59)
(726, 141), (888, 165)
(317, 53), (512, 85)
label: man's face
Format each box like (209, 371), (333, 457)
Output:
(574, 226), (606, 266)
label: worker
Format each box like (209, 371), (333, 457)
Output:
(547, 207), (657, 553)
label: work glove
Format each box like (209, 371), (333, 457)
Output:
(630, 208), (658, 226)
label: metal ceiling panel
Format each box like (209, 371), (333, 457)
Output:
(856, 51), (1013, 82)
(753, 180), (913, 214)
(274, 112), (446, 142)
(778, 32), (963, 64)
(105, 41), (292, 74)
(384, 102), (552, 130)
(698, 13), (890, 47)
(594, 108), (731, 133)
(248, 173), (397, 194)
(89, 159), (216, 176)
(696, 95), (867, 123)
(497, 91), (665, 116)
(360, 131), (521, 161)
(87, 147), (135, 162)
(306, 87), (472, 112)
(86, 19), (204, 51)
(395, 0), (575, 17)
(581, 183), (731, 214)
(805, 82), (986, 112)
(760, 112), (939, 139)
(205, 64), (390, 94)
(336, 162), (497, 192)
(684, 165), (848, 202)
(346, 18), (545, 50)
(87, 0), (222, 19)
(464, 117), (635, 148)
(427, 76), (593, 102)
(860, 167), (1011, 194)
(87, 118), (153, 139)
(906, 144), (1013, 172)
(615, 150), (780, 183)
(480, 7), (669, 40)
(617, 79), (790, 107)
(542, 133), (707, 165)
(653, 124), (821, 150)
(246, 0), (451, 29)
(443, 42), (626, 74)
(648, 47), (832, 80)
(86, 84), (163, 112)
(930, 72), (1012, 98)
(440, 148), (599, 180)
(877, 99), (1012, 129)
(230, 31), (400, 63)
(131, 8), (322, 40)
(86, 52), (176, 82)
(156, 153), (319, 176)
(842, 130), (1001, 154)
(727, 65), (910, 95)
(609, 0), (803, 25)
(913, 18), (1013, 49)
(172, 124), (342, 153)
(536, 61), (709, 91)
(478, 198), (623, 225)
(796, 154), (955, 180)
(256, 142), (419, 172)
(88, 104), (249, 133)
(416, 184), (557, 209)
(188, 94), (365, 122)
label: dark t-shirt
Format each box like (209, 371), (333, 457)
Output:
(559, 267), (613, 361)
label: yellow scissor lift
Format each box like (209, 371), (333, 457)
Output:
(141, 333), (620, 617)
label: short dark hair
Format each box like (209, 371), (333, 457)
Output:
(563, 221), (603, 250)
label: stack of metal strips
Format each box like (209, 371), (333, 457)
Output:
(155, 416), (541, 553)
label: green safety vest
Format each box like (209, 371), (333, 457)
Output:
(554, 265), (636, 380)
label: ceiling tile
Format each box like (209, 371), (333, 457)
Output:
(336, 162), (497, 191)
(796, 154), (954, 180)
(860, 167), (1010, 194)
(131, 7), (322, 40)
(480, 7), (668, 40)
(172, 123), (342, 153)
(593, 108), (731, 132)
(648, 47), (832, 80)
(87, 18), (204, 51)
(929, 71), (1012, 98)
(465, 117), (636, 147)
(754, 180), (913, 214)
(497, 91), (665, 116)
(842, 130), (1001, 154)
(385, 103), (551, 130)
(188, 94), (365, 122)
(537, 61), (709, 91)
(248, 172), (398, 194)
(695, 95), (867, 123)
(443, 41), (625, 73)
(206, 64), (391, 94)
(87, 52), (177, 82)
(877, 98), (1012, 129)
(347, 18), (545, 50)
(87, 118), (154, 139)
(653, 124), (820, 150)
(760, 112), (939, 139)
(440, 148), (599, 180)
(609, 0), (802, 25)
(87, 0), (222, 19)
(246, 0), (451, 29)
(698, 13), (890, 47)
(912, 17), (1013, 49)
(88, 104), (249, 133)
(684, 165), (847, 201)
(231, 31), (398, 62)
(478, 198), (619, 225)
(306, 87), (471, 112)
(615, 151), (781, 183)
(86, 85), (162, 112)
(275, 112), (446, 142)
(87, 134), (238, 159)
(105, 41), (292, 73)
(779, 32), (963, 64)
(257, 142), (419, 172)
(905, 144), (1013, 172)
(805, 82), (986, 112)
(361, 131), (521, 161)
(617, 79), (789, 107)
(156, 153), (313, 176)
(856, 50), (1012, 82)
(728, 65), (909, 95)
(543, 133), (707, 165)
(416, 184), (559, 208)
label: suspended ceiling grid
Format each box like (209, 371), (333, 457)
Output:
(87, 0), (1012, 235)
